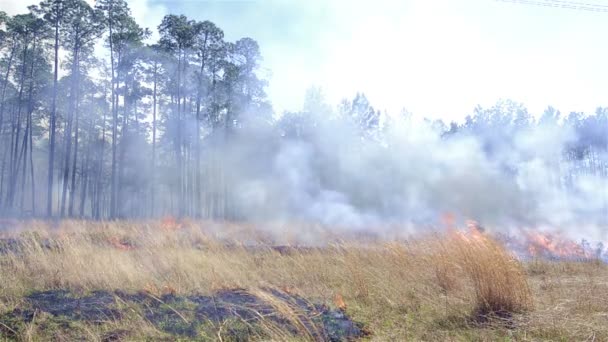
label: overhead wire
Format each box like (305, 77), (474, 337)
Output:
(496, 0), (608, 12)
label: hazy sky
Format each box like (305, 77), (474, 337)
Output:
(3, 0), (608, 120)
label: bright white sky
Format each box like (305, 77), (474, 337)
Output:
(3, 0), (608, 121)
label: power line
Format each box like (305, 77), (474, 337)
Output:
(545, 0), (608, 8)
(497, 0), (608, 12)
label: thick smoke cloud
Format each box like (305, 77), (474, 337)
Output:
(207, 104), (607, 241)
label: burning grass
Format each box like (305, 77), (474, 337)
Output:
(0, 220), (606, 340)
(438, 228), (532, 319)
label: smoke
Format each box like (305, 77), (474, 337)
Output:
(202, 105), (607, 242)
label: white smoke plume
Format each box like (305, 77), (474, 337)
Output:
(199, 102), (607, 243)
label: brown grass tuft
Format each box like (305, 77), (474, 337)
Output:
(437, 229), (533, 319)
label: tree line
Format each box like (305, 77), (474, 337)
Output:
(0, 0), (270, 219)
(0, 0), (606, 222)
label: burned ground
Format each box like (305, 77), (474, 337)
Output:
(0, 288), (364, 341)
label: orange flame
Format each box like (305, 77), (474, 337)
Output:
(334, 293), (347, 311)
(161, 216), (183, 231)
(440, 215), (604, 261)
(523, 231), (589, 259)
(107, 236), (135, 251)
(441, 212), (456, 229)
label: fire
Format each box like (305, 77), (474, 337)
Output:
(334, 293), (347, 311)
(446, 219), (486, 244)
(441, 214), (606, 261)
(107, 236), (136, 251)
(498, 230), (607, 261)
(523, 231), (591, 259)
(161, 216), (183, 231)
(441, 213), (456, 229)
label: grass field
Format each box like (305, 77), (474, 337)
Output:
(0, 220), (606, 341)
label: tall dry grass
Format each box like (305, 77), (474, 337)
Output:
(434, 229), (533, 319)
(0, 220), (542, 340)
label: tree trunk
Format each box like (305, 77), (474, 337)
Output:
(19, 37), (38, 215)
(95, 94), (107, 219)
(6, 41), (29, 210)
(0, 41), (16, 210)
(68, 69), (82, 217)
(117, 83), (128, 218)
(47, 19), (60, 217)
(79, 121), (93, 218)
(29, 108), (35, 217)
(195, 51), (206, 218)
(60, 50), (79, 217)
(176, 48), (182, 217)
(151, 61), (157, 217)
(109, 9), (117, 219)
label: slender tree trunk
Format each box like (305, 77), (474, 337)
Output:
(19, 38), (38, 215)
(195, 116), (201, 216)
(0, 41), (16, 210)
(19, 115), (29, 214)
(29, 109), (35, 217)
(109, 10), (117, 219)
(79, 121), (93, 218)
(0, 137), (9, 213)
(60, 50), (79, 217)
(95, 98), (107, 219)
(47, 19), (60, 217)
(151, 61), (157, 217)
(6, 42), (29, 209)
(68, 70), (81, 217)
(6, 108), (16, 210)
(117, 83), (128, 218)
(0, 41), (16, 140)
(195, 52), (206, 218)
(79, 162), (88, 217)
(176, 48), (182, 217)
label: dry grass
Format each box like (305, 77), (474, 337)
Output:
(436, 229), (533, 318)
(0, 220), (606, 341)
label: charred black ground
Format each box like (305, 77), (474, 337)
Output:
(1, 288), (365, 341)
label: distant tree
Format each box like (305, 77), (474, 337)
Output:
(95, 0), (130, 218)
(3, 12), (50, 214)
(278, 86), (331, 140)
(225, 37), (270, 128)
(539, 106), (561, 126)
(303, 86), (332, 117)
(339, 93), (380, 137)
(191, 20), (223, 217)
(37, 0), (74, 217)
(0, 14), (20, 210)
(141, 43), (168, 217)
(58, 0), (104, 217)
(158, 14), (196, 217)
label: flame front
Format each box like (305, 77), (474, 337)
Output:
(524, 231), (582, 258)
(443, 215), (606, 262)
(500, 230), (607, 261)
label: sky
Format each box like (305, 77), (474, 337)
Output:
(2, 0), (608, 121)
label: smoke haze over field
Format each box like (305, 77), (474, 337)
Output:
(205, 102), (607, 242)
